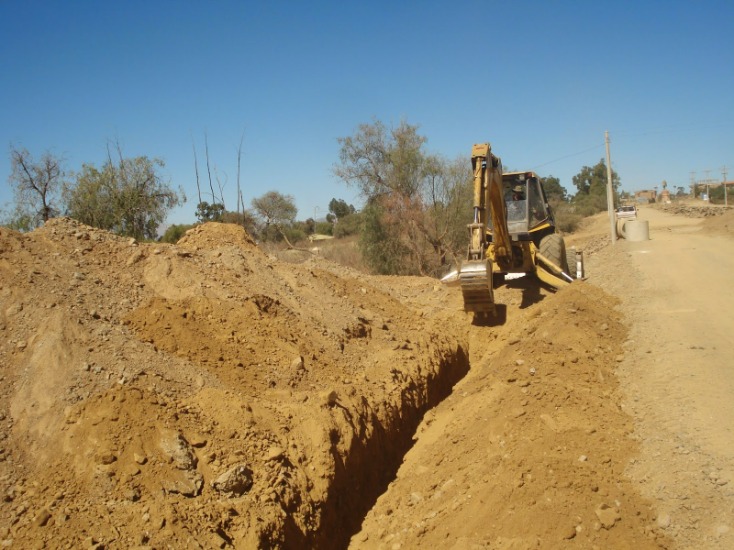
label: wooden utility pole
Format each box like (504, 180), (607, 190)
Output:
(605, 131), (616, 245)
(723, 166), (729, 207)
(237, 131), (244, 218)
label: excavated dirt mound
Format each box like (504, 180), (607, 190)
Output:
(0, 218), (670, 549)
(700, 207), (734, 236)
(0, 220), (467, 549)
(352, 282), (667, 548)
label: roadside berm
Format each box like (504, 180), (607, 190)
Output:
(0, 218), (671, 548)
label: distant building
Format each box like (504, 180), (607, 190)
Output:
(690, 181), (733, 201)
(634, 189), (656, 203)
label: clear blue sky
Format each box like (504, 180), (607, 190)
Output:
(1, 1), (732, 225)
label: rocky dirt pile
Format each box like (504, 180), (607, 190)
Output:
(656, 203), (731, 218)
(0, 219), (467, 549)
(700, 207), (734, 236)
(352, 282), (668, 549)
(0, 217), (671, 549)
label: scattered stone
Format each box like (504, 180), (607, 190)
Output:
(211, 464), (253, 496)
(409, 492), (423, 505)
(162, 470), (203, 497)
(33, 508), (51, 527)
(656, 513), (671, 529)
(595, 503), (619, 529)
(321, 390), (338, 407)
(96, 452), (117, 465)
(267, 446), (285, 462)
(187, 433), (208, 448)
(158, 429), (197, 470)
(126, 250), (144, 266)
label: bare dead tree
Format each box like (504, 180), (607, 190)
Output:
(192, 136), (202, 205)
(8, 146), (65, 224)
(214, 167), (227, 210)
(237, 130), (244, 218)
(204, 132), (216, 203)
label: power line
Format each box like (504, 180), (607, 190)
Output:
(532, 143), (605, 170)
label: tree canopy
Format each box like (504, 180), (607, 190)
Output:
(251, 191), (297, 227)
(540, 175), (567, 202)
(196, 201), (225, 223)
(334, 119), (472, 276)
(572, 159), (620, 196)
(327, 198), (356, 221)
(569, 158), (622, 216)
(64, 155), (184, 240)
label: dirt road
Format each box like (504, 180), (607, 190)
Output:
(589, 205), (734, 548)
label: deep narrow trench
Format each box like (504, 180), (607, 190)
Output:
(307, 343), (471, 550)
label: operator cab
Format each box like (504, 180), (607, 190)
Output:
(502, 172), (551, 234)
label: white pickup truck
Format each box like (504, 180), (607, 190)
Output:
(615, 205), (637, 220)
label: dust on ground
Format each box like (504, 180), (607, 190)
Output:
(0, 207), (731, 549)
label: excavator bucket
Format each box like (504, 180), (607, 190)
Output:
(458, 259), (494, 313)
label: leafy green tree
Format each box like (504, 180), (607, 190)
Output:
(196, 201), (225, 222)
(0, 204), (35, 232)
(540, 175), (567, 202)
(160, 223), (195, 243)
(251, 191), (298, 243)
(359, 199), (412, 275)
(251, 191), (297, 227)
(572, 159), (620, 197)
(332, 212), (362, 238)
(570, 159), (621, 215)
(335, 120), (426, 198)
(420, 155), (473, 269)
(334, 119), (471, 276)
(7, 146), (66, 228)
(64, 164), (117, 230)
(709, 184), (729, 204)
(314, 221), (333, 235)
(65, 155), (184, 240)
(327, 198), (356, 222)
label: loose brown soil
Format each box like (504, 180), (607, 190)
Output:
(1, 205), (732, 549)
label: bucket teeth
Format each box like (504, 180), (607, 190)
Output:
(459, 261), (494, 313)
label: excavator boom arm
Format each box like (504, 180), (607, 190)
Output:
(470, 144), (512, 266)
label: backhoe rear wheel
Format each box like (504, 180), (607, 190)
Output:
(539, 233), (569, 274)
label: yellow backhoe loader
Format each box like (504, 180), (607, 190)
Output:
(442, 143), (579, 315)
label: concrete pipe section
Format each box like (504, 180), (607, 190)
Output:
(618, 219), (650, 241)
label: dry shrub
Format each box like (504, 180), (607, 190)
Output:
(316, 236), (368, 272)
